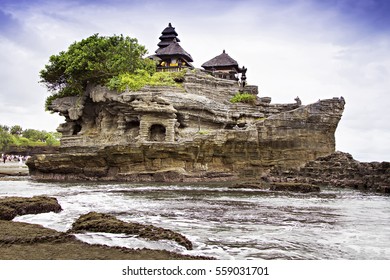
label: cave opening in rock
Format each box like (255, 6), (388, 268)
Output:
(149, 124), (166, 141)
(176, 114), (187, 128)
(73, 124), (82, 135)
(126, 120), (140, 130)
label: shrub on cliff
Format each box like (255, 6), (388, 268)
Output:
(230, 92), (256, 104)
(40, 34), (156, 110)
(107, 69), (186, 91)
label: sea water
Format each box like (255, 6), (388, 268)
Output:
(1, 179), (389, 259)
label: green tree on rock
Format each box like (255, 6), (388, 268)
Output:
(40, 34), (156, 110)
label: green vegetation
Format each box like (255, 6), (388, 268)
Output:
(198, 130), (209, 135)
(107, 69), (186, 92)
(230, 92), (257, 104)
(40, 34), (156, 110)
(0, 125), (61, 151)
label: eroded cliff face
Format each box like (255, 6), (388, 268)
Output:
(27, 70), (345, 181)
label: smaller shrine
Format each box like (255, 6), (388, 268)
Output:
(153, 23), (194, 72)
(201, 50), (246, 82)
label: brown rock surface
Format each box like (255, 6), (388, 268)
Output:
(27, 70), (345, 181)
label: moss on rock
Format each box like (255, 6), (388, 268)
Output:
(0, 196), (62, 220)
(0, 220), (211, 260)
(70, 212), (193, 250)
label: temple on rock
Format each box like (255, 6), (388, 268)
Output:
(201, 50), (246, 82)
(25, 22), (346, 182)
(152, 23), (247, 85)
(153, 23), (194, 72)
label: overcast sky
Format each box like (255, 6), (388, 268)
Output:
(0, 0), (389, 162)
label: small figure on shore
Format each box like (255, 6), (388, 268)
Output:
(2, 154), (7, 164)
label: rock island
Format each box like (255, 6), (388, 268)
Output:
(27, 23), (345, 182)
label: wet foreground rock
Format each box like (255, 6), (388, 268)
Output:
(0, 220), (208, 260)
(70, 212), (193, 250)
(0, 197), (209, 259)
(0, 196), (62, 220)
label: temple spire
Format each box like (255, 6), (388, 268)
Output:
(154, 23), (194, 71)
(156, 22), (181, 52)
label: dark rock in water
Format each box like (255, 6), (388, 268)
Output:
(0, 196), (62, 220)
(70, 212), (193, 250)
(230, 181), (267, 189)
(268, 151), (390, 193)
(269, 183), (320, 193)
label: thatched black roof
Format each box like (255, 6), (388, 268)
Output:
(161, 23), (178, 36)
(156, 41), (193, 62)
(157, 23), (180, 49)
(201, 50), (239, 68)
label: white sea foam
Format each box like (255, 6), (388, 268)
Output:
(2, 180), (390, 259)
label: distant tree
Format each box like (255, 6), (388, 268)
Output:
(0, 125), (10, 132)
(40, 34), (156, 110)
(0, 129), (13, 150)
(10, 125), (23, 136)
(23, 129), (46, 142)
(52, 132), (62, 140)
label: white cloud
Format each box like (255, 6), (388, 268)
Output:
(0, 0), (389, 161)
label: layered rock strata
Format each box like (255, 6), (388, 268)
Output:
(27, 70), (345, 181)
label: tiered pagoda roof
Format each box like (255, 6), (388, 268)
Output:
(154, 23), (194, 70)
(156, 23), (181, 51)
(156, 39), (193, 62)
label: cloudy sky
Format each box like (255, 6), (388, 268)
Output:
(0, 0), (389, 162)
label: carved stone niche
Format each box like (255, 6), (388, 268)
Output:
(139, 115), (176, 142)
(150, 124), (166, 141)
(123, 116), (140, 140)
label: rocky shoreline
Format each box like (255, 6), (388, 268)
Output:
(267, 151), (390, 194)
(0, 196), (211, 260)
